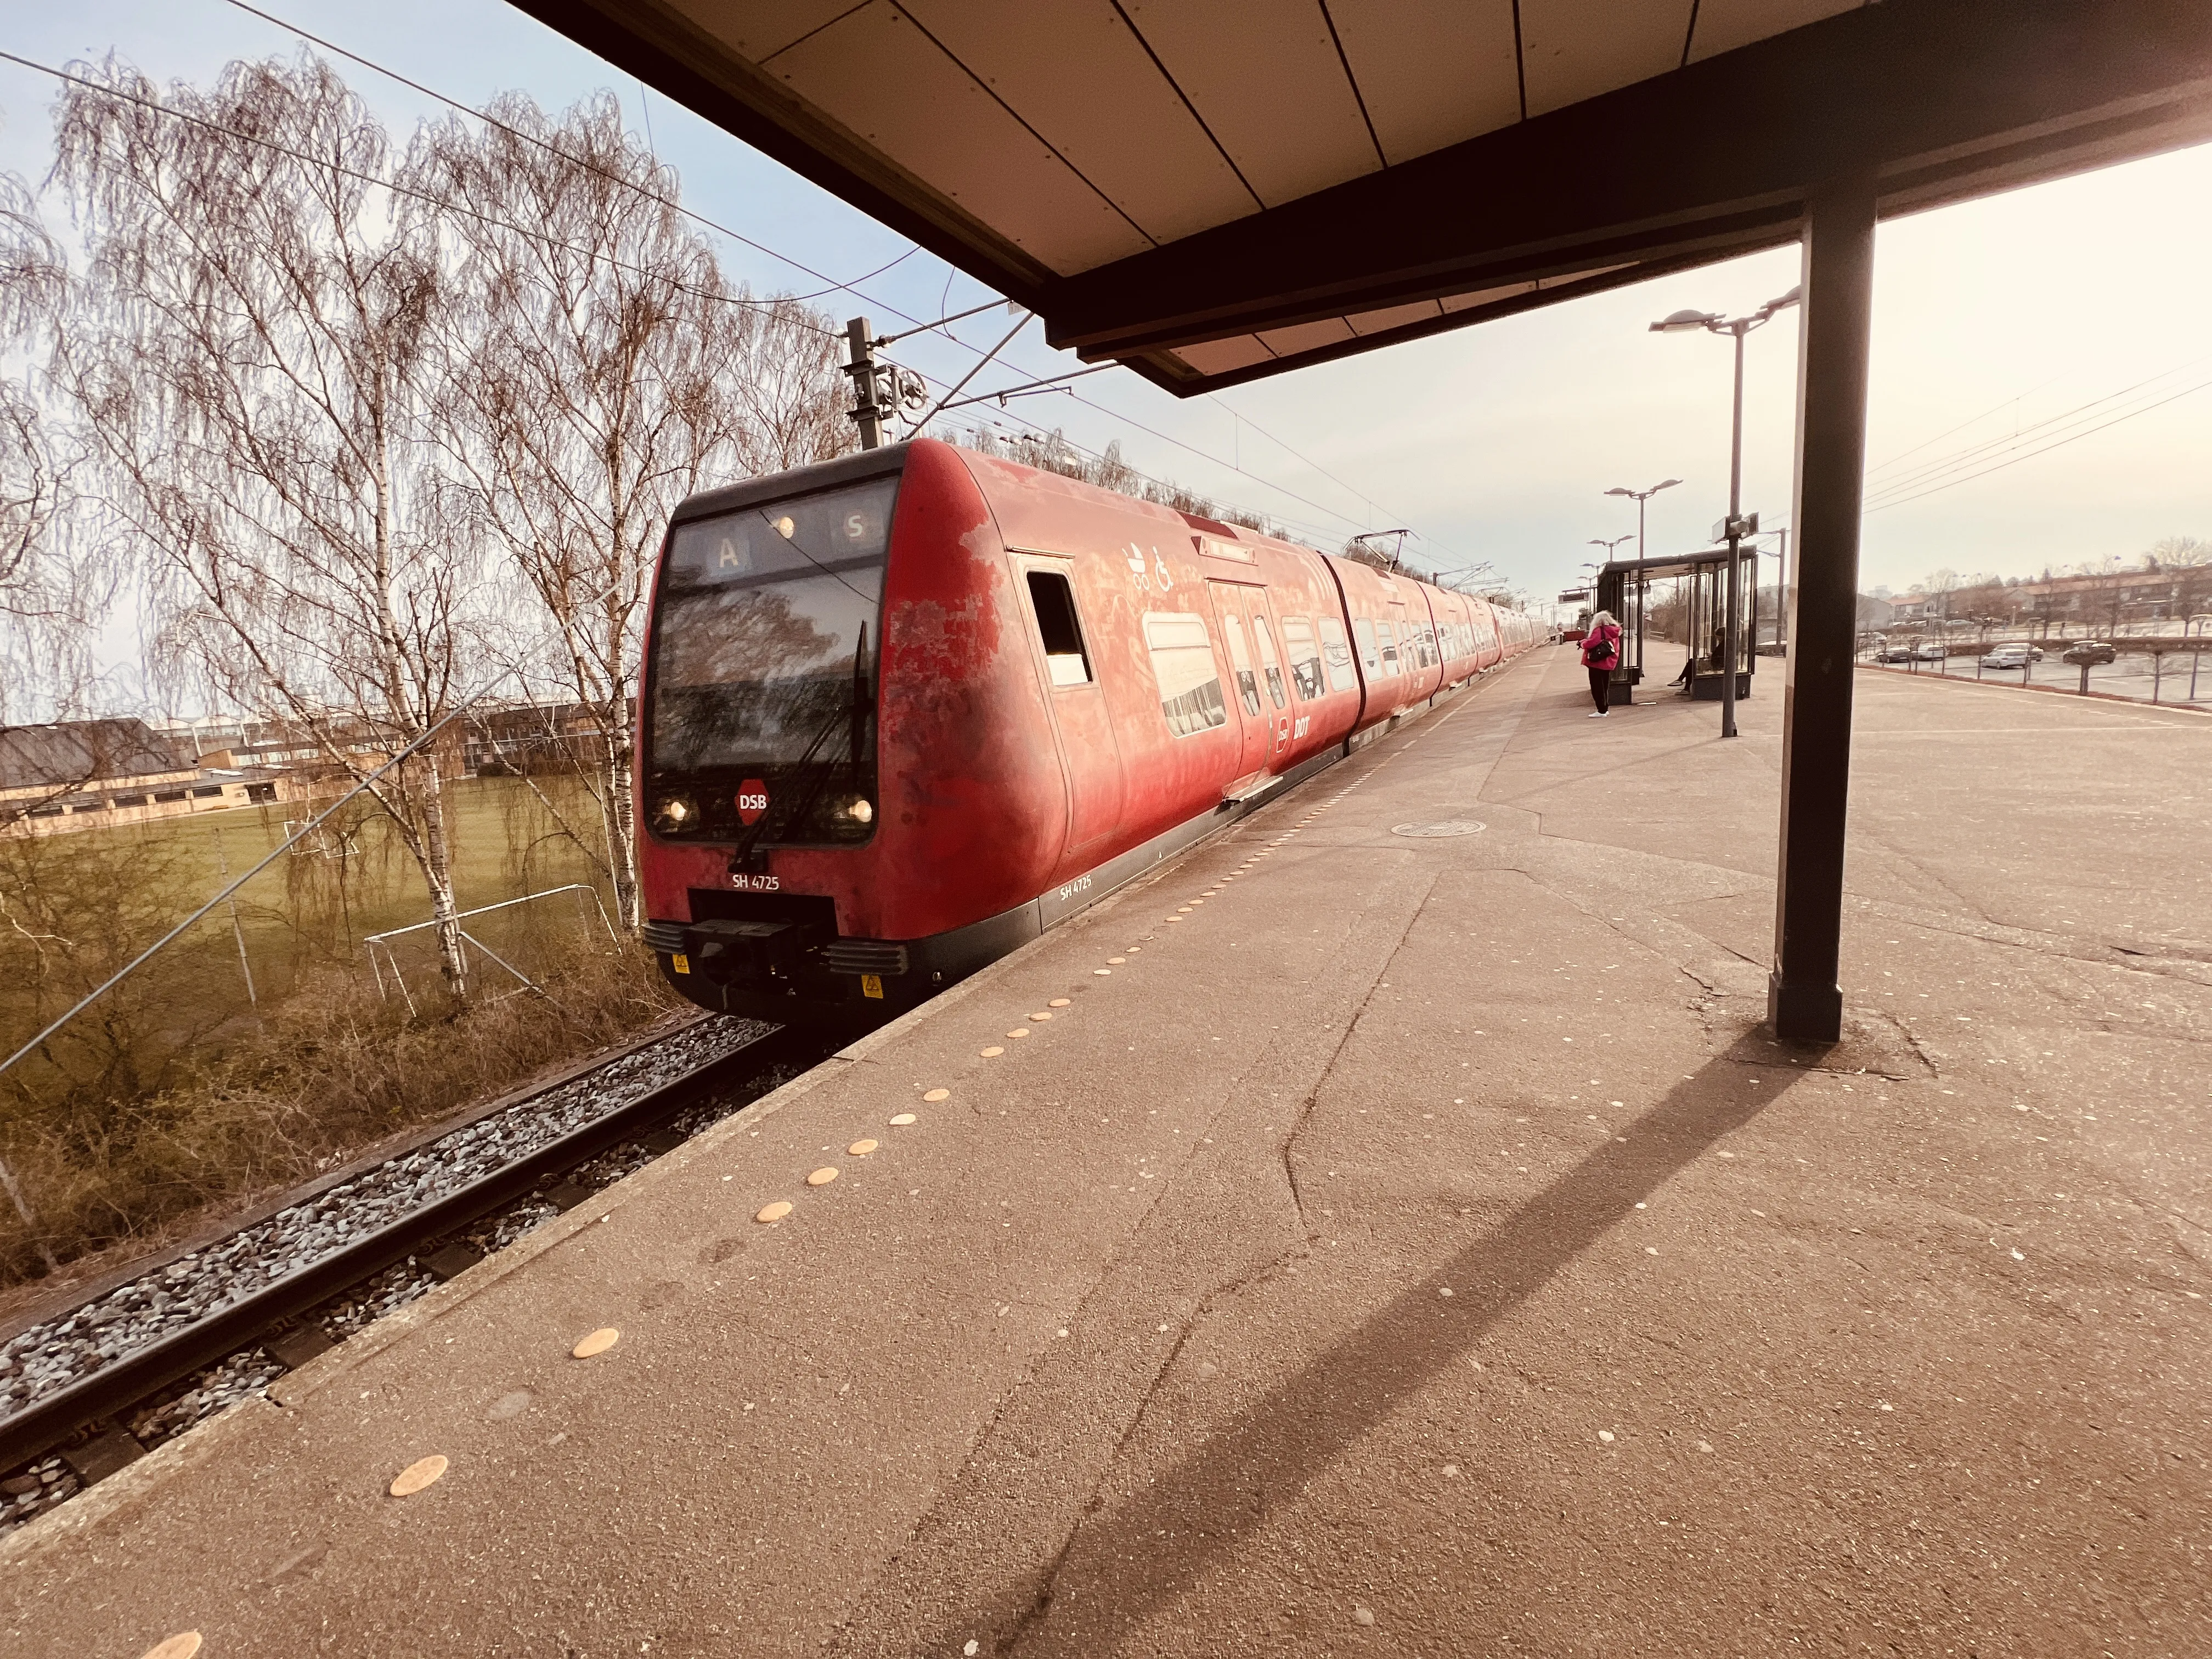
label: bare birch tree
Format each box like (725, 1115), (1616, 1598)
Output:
(54, 55), (479, 991)
(415, 92), (845, 927)
(0, 171), (104, 723)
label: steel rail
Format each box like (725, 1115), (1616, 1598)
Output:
(0, 1023), (820, 1473)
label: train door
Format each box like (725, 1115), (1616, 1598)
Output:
(1246, 595), (1294, 766)
(1017, 557), (1125, 861)
(1208, 582), (1271, 789)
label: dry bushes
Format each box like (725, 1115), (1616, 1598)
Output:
(0, 934), (682, 1286)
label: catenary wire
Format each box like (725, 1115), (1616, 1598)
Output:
(19, 27), (1478, 570)
(1864, 373), (2212, 514)
(1863, 354), (2212, 505)
(214, 0), (917, 308)
(0, 48), (848, 335)
(197, 6), (1435, 552)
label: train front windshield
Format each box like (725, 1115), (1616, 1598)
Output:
(646, 475), (898, 845)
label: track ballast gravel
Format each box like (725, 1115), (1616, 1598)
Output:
(0, 1013), (770, 1527)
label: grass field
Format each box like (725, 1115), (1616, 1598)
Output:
(0, 772), (667, 1281)
(13, 773), (617, 1014)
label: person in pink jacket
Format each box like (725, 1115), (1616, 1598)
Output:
(1581, 610), (1623, 716)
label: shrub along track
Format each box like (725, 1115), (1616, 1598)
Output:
(0, 1013), (823, 1532)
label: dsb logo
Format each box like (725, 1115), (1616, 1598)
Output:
(736, 779), (769, 825)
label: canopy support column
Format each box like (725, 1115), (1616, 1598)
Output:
(1769, 176), (1876, 1043)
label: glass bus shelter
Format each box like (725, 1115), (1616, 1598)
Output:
(1595, 549), (1759, 705)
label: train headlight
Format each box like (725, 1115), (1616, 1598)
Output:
(652, 793), (699, 834)
(835, 796), (874, 826)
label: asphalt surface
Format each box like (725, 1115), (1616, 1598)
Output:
(1870, 650), (2212, 707)
(4, 647), (2207, 1658)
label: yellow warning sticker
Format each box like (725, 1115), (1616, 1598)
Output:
(861, 973), (884, 999)
(671, 952), (691, 975)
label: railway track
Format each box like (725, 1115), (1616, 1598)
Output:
(0, 1015), (822, 1531)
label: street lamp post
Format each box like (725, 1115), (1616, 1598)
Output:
(1652, 286), (1802, 738)
(1604, 479), (1680, 564)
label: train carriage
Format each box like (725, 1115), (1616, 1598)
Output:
(636, 438), (1533, 1032)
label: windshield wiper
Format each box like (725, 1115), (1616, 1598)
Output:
(726, 622), (871, 873)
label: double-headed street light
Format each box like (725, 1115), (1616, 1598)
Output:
(1603, 479), (1679, 563)
(1651, 285), (1802, 738)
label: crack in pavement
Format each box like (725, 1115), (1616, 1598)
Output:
(1279, 873), (1441, 1232)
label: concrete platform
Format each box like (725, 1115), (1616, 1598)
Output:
(5, 647), (2207, 1658)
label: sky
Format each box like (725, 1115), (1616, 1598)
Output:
(5, 0), (2211, 614)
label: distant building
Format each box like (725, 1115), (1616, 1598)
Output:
(2004, 567), (2210, 629)
(0, 718), (294, 838)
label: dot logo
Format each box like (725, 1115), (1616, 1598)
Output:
(736, 780), (769, 825)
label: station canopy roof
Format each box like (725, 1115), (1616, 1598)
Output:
(514, 0), (2212, 393)
(1599, 550), (1755, 584)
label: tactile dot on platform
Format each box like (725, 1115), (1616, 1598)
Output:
(1007, 1029), (1029, 1039)
(389, 1454), (448, 1497)
(1166, 917), (1183, 924)
(1093, 969), (1111, 976)
(1177, 906), (1193, 913)
(923, 1087), (952, 1101)
(889, 1113), (917, 1125)
(1029, 1012), (1053, 1022)
(806, 1167), (840, 1187)
(139, 1636), (202, 1659)
(755, 1200), (794, 1223)
(849, 1138), (879, 1156)
(571, 1328), (620, 1359)
(1049, 998), (1071, 1007)
(1107, 957), (1126, 964)
(981, 1046), (1005, 1057)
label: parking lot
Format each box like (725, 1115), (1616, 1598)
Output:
(1867, 644), (2212, 707)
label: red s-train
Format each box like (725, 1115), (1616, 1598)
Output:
(636, 438), (1536, 1031)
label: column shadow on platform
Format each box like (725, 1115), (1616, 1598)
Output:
(900, 1027), (1818, 1657)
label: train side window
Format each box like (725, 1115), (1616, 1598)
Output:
(1251, 613), (1288, 708)
(1280, 615), (1326, 700)
(1026, 569), (1092, 686)
(1318, 616), (1358, 691)
(1416, 623), (1438, 668)
(1352, 616), (1379, 673)
(1142, 611), (1228, 736)
(1220, 607), (1262, 716)
(1376, 619), (1400, 674)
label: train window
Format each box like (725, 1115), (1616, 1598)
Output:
(650, 475), (893, 776)
(1142, 612), (1228, 737)
(1251, 613), (1288, 707)
(1026, 569), (1092, 686)
(1218, 606), (1262, 716)
(1352, 617), (1380, 673)
(1415, 623), (1438, 668)
(1376, 619), (1400, 674)
(1318, 617), (1358, 691)
(1280, 616), (1326, 700)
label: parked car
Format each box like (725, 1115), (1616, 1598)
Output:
(1874, 644), (1918, 663)
(1979, 645), (2035, 669)
(1914, 642), (1948, 661)
(2062, 641), (2117, 665)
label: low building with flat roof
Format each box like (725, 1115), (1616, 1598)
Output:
(0, 718), (292, 838)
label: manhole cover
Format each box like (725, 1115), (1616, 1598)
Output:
(1391, 820), (1486, 838)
